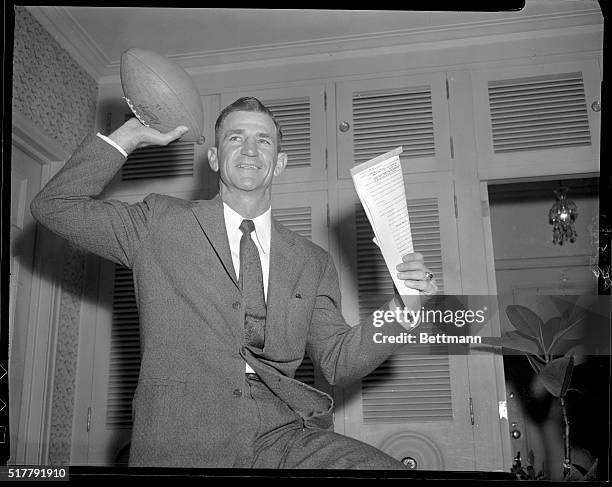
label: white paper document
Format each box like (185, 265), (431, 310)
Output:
(350, 147), (418, 303)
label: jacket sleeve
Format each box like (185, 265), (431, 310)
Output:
(30, 134), (158, 268)
(305, 253), (407, 387)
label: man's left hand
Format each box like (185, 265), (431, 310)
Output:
(396, 252), (438, 295)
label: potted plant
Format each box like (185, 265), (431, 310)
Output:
(503, 298), (600, 481)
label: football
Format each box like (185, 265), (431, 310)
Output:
(120, 48), (205, 144)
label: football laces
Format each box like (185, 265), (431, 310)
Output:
(123, 96), (150, 128)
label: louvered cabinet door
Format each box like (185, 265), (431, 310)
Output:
(82, 259), (137, 465)
(472, 59), (601, 180)
(101, 94), (219, 200)
(336, 73), (451, 179)
(333, 174), (477, 470)
(221, 85), (326, 184)
(271, 189), (331, 394)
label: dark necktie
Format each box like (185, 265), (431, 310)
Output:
(239, 219), (266, 349)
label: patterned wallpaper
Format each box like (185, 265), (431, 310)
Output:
(12, 6), (98, 465)
(48, 243), (87, 466)
(12, 6), (98, 153)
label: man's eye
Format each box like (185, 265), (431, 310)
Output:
(259, 138), (271, 145)
(229, 135), (241, 142)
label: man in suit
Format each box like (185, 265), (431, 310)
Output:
(30, 97), (437, 469)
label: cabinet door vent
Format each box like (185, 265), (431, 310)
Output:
(121, 141), (195, 181)
(362, 349), (452, 423)
(356, 198), (451, 423)
(272, 206), (312, 240)
(105, 265), (141, 428)
(352, 86), (435, 164)
(407, 198), (444, 293)
(264, 97), (311, 168)
(488, 72), (591, 153)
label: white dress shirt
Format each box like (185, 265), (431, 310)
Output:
(224, 204), (271, 374)
(223, 202), (271, 302)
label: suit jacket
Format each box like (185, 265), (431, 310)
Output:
(30, 135), (405, 467)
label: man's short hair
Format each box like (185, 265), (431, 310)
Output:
(214, 97), (283, 151)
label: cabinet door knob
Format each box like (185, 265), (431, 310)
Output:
(591, 100), (601, 112)
(339, 121), (351, 132)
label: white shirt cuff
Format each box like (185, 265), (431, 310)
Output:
(96, 133), (128, 158)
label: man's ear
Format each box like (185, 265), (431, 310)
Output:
(273, 152), (288, 177)
(208, 147), (219, 172)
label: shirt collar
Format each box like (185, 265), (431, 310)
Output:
(223, 202), (271, 254)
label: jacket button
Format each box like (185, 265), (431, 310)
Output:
(232, 301), (241, 310)
(233, 388), (242, 397)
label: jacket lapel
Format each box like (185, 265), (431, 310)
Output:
(190, 194), (239, 289)
(191, 198), (304, 353)
(265, 218), (303, 352)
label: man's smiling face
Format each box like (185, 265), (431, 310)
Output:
(209, 110), (287, 194)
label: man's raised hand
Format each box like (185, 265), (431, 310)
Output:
(108, 117), (189, 155)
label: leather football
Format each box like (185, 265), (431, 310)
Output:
(120, 48), (205, 144)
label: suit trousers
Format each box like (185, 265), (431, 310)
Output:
(232, 375), (407, 470)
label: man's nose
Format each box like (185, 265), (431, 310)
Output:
(241, 137), (257, 156)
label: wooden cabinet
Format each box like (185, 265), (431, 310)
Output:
(332, 174), (477, 469)
(471, 59), (601, 181)
(336, 73), (451, 179)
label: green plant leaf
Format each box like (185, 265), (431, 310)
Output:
(562, 312), (588, 340)
(548, 312), (587, 355)
(550, 296), (599, 339)
(548, 295), (589, 329)
(505, 305), (543, 340)
(549, 337), (578, 356)
(502, 331), (542, 356)
(563, 344), (589, 366)
(538, 356), (574, 397)
(514, 328), (541, 343)
(560, 308), (570, 326)
(525, 354), (544, 374)
(542, 316), (562, 350)
(549, 295), (579, 316)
